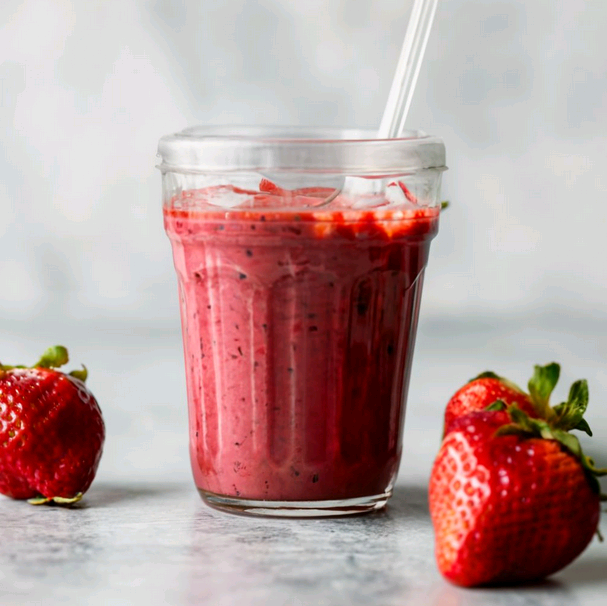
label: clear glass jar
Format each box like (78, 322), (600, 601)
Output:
(158, 127), (446, 517)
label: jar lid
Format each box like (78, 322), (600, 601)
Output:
(157, 126), (446, 176)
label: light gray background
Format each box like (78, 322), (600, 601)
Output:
(2, 0), (607, 321)
(1, 1), (606, 604)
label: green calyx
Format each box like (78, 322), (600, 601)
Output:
(494, 404), (607, 496)
(482, 363), (605, 497)
(526, 363), (592, 435)
(485, 399), (508, 412)
(479, 363), (594, 436)
(28, 493), (83, 506)
(0, 345), (87, 382)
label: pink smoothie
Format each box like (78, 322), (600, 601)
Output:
(164, 185), (439, 502)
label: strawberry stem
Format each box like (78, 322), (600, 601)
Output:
(527, 363), (560, 420)
(35, 346), (69, 369)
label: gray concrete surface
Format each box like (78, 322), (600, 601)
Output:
(0, 312), (605, 605)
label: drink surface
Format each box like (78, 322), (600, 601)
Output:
(164, 185), (439, 501)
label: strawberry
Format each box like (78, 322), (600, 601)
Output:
(444, 371), (536, 434)
(430, 365), (606, 587)
(0, 346), (104, 505)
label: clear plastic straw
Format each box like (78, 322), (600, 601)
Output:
(378, 0), (439, 139)
(341, 0), (439, 197)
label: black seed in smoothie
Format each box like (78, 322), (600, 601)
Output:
(356, 282), (372, 316)
(246, 249), (253, 257)
(307, 313), (317, 319)
(287, 367), (294, 374)
(207, 305), (212, 310)
(235, 323), (239, 330)
(194, 272), (202, 281)
(312, 474), (319, 483)
(262, 323), (268, 331)
(217, 224), (225, 230)
(309, 326), (318, 332)
(260, 215), (266, 222)
(254, 361), (259, 368)
(387, 343), (395, 356)
(238, 273), (247, 280)
(290, 467), (300, 477)
(238, 346), (244, 356)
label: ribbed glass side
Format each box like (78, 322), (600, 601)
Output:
(166, 212), (436, 502)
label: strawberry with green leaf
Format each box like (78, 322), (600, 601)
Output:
(444, 370), (536, 435)
(430, 363), (606, 587)
(0, 346), (104, 505)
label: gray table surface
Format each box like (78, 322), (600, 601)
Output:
(1, 310), (606, 605)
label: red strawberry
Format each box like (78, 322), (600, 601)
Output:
(430, 367), (606, 587)
(0, 346), (104, 505)
(444, 371), (536, 434)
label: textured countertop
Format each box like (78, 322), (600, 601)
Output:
(0, 311), (606, 605)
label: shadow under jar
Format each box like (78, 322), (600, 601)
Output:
(158, 127), (447, 517)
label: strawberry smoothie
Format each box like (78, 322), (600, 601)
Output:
(164, 184), (439, 508)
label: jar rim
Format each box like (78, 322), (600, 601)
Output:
(157, 126), (447, 176)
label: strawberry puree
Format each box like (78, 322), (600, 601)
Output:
(164, 187), (439, 502)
